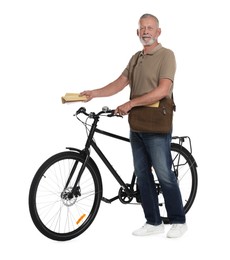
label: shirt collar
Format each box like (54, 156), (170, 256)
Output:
(140, 43), (162, 56)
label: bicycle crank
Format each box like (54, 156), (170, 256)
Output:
(118, 184), (134, 204)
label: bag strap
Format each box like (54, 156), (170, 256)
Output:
(172, 93), (176, 112)
(130, 51), (141, 99)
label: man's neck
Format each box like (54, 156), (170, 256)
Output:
(143, 42), (159, 54)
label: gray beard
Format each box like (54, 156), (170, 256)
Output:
(140, 37), (155, 46)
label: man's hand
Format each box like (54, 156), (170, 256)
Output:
(115, 101), (133, 116)
(79, 90), (95, 102)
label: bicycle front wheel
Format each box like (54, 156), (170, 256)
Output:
(29, 151), (102, 241)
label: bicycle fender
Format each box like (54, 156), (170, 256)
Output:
(66, 147), (83, 153)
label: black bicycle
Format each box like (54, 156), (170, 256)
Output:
(29, 106), (198, 241)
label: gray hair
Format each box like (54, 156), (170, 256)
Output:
(139, 13), (159, 27)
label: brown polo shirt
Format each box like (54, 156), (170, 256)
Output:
(122, 43), (176, 99)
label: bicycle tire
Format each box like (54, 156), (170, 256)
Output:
(159, 143), (198, 223)
(29, 151), (102, 241)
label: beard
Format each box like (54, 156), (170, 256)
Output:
(139, 35), (156, 46)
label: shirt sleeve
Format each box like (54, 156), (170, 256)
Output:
(159, 49), (176, 82)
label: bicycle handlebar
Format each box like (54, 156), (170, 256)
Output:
(75, 106), (118, 118)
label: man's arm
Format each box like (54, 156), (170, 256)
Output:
(80, 74), (129, 101)
(130, 78), (173, 107)
(115, 78), (172, 115)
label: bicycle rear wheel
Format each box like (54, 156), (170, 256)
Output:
(158, 143), (198, 223)
(29, 151), (102, 241)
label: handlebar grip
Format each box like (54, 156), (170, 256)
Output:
(107, 109), (116, 117)
(76, 107), (86, 115)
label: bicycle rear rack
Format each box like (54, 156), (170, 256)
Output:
(172, 136), (193, 154)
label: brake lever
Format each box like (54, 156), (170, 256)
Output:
(107, 112), (123, 118)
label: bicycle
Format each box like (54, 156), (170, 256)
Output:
(29, 106), (198, 241)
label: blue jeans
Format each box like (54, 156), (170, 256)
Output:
(130, 131), (185, 225)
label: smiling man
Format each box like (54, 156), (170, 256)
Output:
(138, 14), (161, 47)
(80, 13), (187, 238)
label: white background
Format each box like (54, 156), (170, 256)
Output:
(1, 0), (229, 259)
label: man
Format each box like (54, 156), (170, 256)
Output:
(80, 13), (187, 238)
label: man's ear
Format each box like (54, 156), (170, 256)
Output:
(157, 28), (161, 37)
(137, 29), (139, 36)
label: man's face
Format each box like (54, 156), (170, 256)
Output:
(137, 17), (161, 46)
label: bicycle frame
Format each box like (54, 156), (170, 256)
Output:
(93, 129), (137, 203)
(67, 113), (136, 203)
(67, 109), (194, 204)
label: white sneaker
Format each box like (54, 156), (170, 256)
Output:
(132, 223), (164, 236)
(167, 223), (188, 238)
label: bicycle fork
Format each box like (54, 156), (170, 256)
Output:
(64, 116), (99, 198)
(62, 149), (91, 199)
